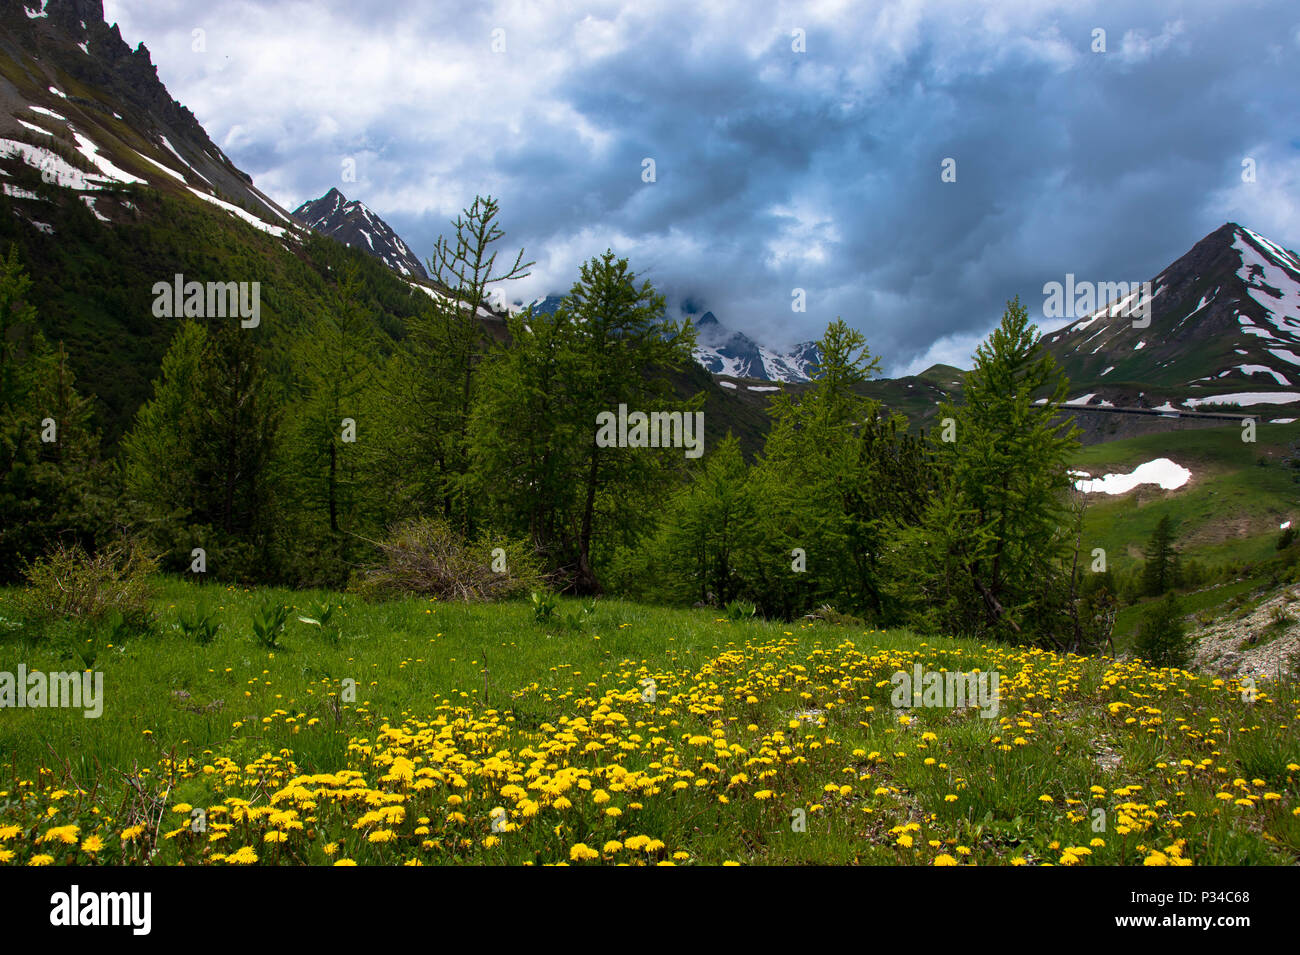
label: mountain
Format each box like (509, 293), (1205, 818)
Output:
(1044, 223), (1300, 411)
(0, 0), (760, 448)
(0, 0), (449, 440)
(292, 187), (427, 279)
(0, 0), (299, 235)
(508, 297), (822, 383)
(689, 310), (821, 383)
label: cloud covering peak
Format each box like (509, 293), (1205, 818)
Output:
(104, 0), (1300, 373)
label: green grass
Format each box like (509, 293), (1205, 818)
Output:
(1076, 420), (1300, 575)
(1112, 577), (1267, 650)
(0, 578), (1297, 866)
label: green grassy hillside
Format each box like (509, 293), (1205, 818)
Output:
(0, 580), (1295, 866)
(1075, 420), (1300, 574)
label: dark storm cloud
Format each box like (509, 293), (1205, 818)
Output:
(105, 0), (1300, 373)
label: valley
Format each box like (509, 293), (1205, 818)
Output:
(0, 0), (1295, 876)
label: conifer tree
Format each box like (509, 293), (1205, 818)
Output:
(746, 319), (885, 617)
(1135, 591), (1190, 668)
(406, 196), (532, 530)
(894, 296), (1080, 641)
(1142, 515), (1180, 597)
(122, 319), (280, 577)
(633, 432), (755, 605)
(468, 250), (695, 592)
(558, 251), (695, 592)
(0, 246), (108, 580)
(468, 300), (580, 561)
(282, 260), (381, 580)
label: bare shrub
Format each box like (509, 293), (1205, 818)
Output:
(351, 517), (541, 601)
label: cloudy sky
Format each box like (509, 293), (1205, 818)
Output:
(104, 0), (1300, 375)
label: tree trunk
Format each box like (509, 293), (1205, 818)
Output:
(575, 444), (602, 594)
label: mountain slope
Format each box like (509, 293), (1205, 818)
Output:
(0, 0), (447, 440)
(292, 187), (427, 279)
(1044, 222), (1300, 411)
(0, 0), (298, 235)
(0, 0), (766, 452)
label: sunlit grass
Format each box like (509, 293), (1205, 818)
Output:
(0, 579), (1296, 866)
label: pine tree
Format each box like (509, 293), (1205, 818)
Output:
(634, 433), (756, 605)
(120, 320), (207, 559)
(0, 246), (108, 580)
(122, 319), (280, 577)
(1135, 591), (1190, 668)
(560, 251), (695, 592)
(748, 319), (882, 617)
(1142, 516), (1179, 596)
(406, 195), (532, 529)
(895, 296), (1080, 641)
(469, 250), (695, 592)
(282, 261), (381, 581)
(468, 300), (580, 560)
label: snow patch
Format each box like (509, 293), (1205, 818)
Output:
(80, 195), (110, 222)
(1233, 230), (1300, 334)
(1073, 458), (1191, 495)
(1232, 364), (1291, 385)
(0, 139), (116, 190)
(1183, 391), (1300, 408)
(71, 131), (146, 185)
(1268, 348), (1300, 366)
(160, 137), (212, 185)
(185, 187), (286, 237)
(3, 184), (42, 200)
(132, 150), (186, 183)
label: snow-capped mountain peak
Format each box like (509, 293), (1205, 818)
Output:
(292, 188), (428, 280)
(1043, 222), (1300, 410)
(691, 310), (820, 383)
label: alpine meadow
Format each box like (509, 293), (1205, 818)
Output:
(1, 0), (1299, 907)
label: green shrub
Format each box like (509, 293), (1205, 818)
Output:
(177, 605), (221, 645)
(805, 603), (864, 627)
(252, 602), (291, 650)
(531, 590), (559, 623)
(296, 598), (341, 644)
(14, 541), (157, 635)
(725, 599), (757, 622)
(555, 599), (596, 632)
